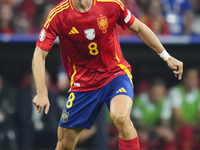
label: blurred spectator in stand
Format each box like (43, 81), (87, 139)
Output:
(0, 2), (14, 34)
(168, 68), (200, 150)
(132, 78), (175, 150)
(191, 0), (200, 35)
(16, 72), (59, 150)
(13, 0), (36, 33)
(44, 0), (61, 4)
(29, 2), (55, 34)
(191, 0), (200, 15)
(121, 0), (141, 18)
(56, 61), (70, 114)
(0, 74), (17, 150)
(161, 0), (193, 35)
(134, 79), (150, 97)
(140, 0), (170, 35)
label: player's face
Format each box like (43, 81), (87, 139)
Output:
(183, 69), (199, 89)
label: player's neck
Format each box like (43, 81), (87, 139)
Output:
(72, 0), (93, 12)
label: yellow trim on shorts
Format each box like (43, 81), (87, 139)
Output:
(115, 53), (132, 84)
(68, 56), (71, 62)
(117, 64), (132, 84)
(115, 52), (120, 63)
(97, 0), (124, 10)
(44, 1), (69, 28)
(70, 63), (77, 87)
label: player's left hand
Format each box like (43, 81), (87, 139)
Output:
(166, 56), (183, 80)
(33, 94), (50, 114)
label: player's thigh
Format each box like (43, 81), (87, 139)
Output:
(56, 127), (83, 149)
(110, 95), (133, 121)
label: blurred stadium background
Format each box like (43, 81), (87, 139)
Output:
(0, 0), (200, 150)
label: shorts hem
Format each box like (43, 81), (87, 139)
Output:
(59, 124), (91, 129)
(111, 93), (134, 101)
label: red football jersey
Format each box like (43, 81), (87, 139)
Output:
(36, 0), (135, 91)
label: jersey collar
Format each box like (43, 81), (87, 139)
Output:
(69, 0), (97, 10)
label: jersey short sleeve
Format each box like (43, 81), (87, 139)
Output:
(36, 9), (59, 51)
(116, 4), (135, 30)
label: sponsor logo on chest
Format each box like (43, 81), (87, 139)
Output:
(84, 29), (95, 40)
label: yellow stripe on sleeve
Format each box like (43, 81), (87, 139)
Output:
(69, 0), (73, 9)
(46, 5), (69, 28)
(94, 0), (96, 6)
(44, 2), (69, 28)
(44, 1), (68, 27)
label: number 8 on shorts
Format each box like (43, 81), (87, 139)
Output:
(66, 92), (75, 108)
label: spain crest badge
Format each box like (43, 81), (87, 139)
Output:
(61, 111), (69, 123)
(97, 16), (108, 31)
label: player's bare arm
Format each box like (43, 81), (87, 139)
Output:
(32, 46), (50, 114)
(128, 18), (183, 80)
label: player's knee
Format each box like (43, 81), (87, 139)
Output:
(56, 139), (75, 150)
(56, 130), (76, 150)
(111, 113), (129, 127)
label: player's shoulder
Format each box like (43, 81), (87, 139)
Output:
(96, 0), (125, 10)
(50, 0), (70, 17)
(51, 0), (70, 15)
(44, 0), (70, 28)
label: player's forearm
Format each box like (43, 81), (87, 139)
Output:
(129, 19), (165, 54)
(32, 46), (48, 96)
(135, 23), (165, 54)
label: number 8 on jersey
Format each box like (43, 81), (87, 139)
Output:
(88, 42), (99, 56)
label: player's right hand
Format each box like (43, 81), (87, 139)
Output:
(33, 94), (50, 114)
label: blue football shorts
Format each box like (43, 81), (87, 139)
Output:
(59, 74), (134, 129)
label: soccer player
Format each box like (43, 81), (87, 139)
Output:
(32, 0), (183, 149)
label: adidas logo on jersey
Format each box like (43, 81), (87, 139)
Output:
(116, 87), (127, 93)
(69, 27), (79, 34)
